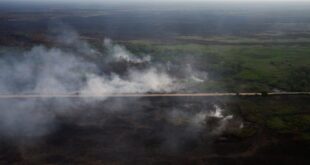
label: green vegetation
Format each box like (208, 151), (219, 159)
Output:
(124, 40), (310, 92)
(231, 96), (310, 141)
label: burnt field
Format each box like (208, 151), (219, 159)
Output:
(0, 95), (309, 165)
(0, 2), (310, 164)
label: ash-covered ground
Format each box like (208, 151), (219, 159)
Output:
(0, 96), (309, 165)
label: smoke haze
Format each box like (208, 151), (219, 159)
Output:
(0, 29), (177, 95)
(0, 27), (240, 152)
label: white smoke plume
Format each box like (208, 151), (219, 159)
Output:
(0, 28), (179, 138)
(159, 103), (243, 152)
(185, 64), (208, 83)
(166, 104), (238, 136)
(0, 37), (176, 95)
(81, 68), (174, 95)
(0, 27), (216, 144)
(104, 38), (151, 64)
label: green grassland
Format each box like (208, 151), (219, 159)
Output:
(123, 39), (310, 92)
(2, 34), (309, 93)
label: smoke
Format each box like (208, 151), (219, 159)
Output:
(81, 68), (173, 95)
(165, 59), (208, 88)
(0, 27), (180, 138)
(185, 64), (208, 83)
(0, 99), (56, 139)
(0, 27), (239, 149)
(162, 103), (242, 151)
(166, 104), (235, 135)
(0, 37), (176, 95)
(104, 38), (151, 64)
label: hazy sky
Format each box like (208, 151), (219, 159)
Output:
(4, 0), (310, 2)
(0, 0), (310, 10)
(2, 0), (309, 11)
(2, 0), (310, 6)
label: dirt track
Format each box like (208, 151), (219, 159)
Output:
(0, 92), (309, 98)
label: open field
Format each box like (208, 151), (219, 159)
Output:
(123, 42), (310, 92)
(1, 8), (309, 92)
(0, 3), (309, 164)
(1, 40), (310, 92)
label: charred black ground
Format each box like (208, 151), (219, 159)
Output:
(0, 95), (309, 165)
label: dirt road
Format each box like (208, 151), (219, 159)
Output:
(0, 92), (309, 99)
